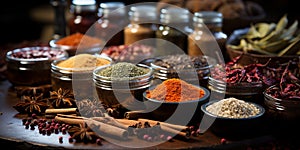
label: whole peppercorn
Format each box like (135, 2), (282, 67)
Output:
(96, 138), (102, 145)
(59, 136), (63, 143)
(221, 138), (227, 144)
(68, 137), (74, 143)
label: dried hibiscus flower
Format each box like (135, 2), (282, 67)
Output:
(48, 88), (76, 108)
(13, 91), (49, 115)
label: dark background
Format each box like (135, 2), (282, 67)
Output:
(0, 0), (297, 46)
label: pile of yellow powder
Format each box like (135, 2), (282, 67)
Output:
(56, 54), (110, 69)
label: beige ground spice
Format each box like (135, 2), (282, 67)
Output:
(206, 97), (260, 118)
(56, 54), (110, 69)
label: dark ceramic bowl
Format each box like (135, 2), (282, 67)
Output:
(201, 100), (265, 137)
(143, 85), (210, 125)
(226, 28), (299, 66)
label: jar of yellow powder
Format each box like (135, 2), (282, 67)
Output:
(51, 53), (112, 99)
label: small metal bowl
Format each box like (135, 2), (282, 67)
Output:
(201, 99), (265, 137)
(5, 46), (67, 86)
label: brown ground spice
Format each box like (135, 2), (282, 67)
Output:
(56, 54), (110, 69)
(146, 78), (205, 102)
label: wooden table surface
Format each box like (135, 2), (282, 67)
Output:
(0, 79), (300, 150)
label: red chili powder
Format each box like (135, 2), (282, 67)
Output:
(146, 78), (205, 102)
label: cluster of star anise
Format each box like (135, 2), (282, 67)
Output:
(13, 88), (76, 115)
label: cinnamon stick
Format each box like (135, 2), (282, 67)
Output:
(87, 119), (129, 140)
(159, 124), (190, 140)
(54, 115), (129, 140)
(137, 118), (189, 131)
(45, 108), (78, 115)
(54, 116), (85, 125)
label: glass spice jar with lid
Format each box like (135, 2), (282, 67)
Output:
(188, 11), (228, 62)
(124, 5), (158, 46)
(156, 7), (192, 55)
(93, 62), (153, 117)
(68, 0), (99, 35)
(95, 2), (127, 47)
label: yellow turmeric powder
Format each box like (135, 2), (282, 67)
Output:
(146, 78), (205, 102)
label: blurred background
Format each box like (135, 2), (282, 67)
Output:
(0, 0), (297, 46)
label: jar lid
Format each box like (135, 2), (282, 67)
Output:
(70, 0), (97, 13)
(99, 2), (125, 17)
(160, 7), (190, 24)
(193, 11), (223, 24)
(128, 5), (157, 22)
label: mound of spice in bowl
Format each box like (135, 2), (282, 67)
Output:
(146, 78), (206, 102)
(100, 44), (154, 63)
(50, 33), (103, 56)
(205, 97), (261, 119)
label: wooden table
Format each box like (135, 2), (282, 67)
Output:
(0, 79), (299, 149)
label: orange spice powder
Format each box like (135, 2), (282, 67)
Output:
(146, 78), (205, 102)
(56, 32), (102, 47)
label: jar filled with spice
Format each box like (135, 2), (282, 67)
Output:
(150, 54), (216, 88)
(95, 2), (127, 46)
(188, 11), (228, 62)
(124, 5), (157, 46)
(51, 54), (112, 99)
(93, 62), (153, 117)
(156, 7), (192, 55)
(68, 0), (99, 35)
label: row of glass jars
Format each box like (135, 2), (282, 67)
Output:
(66, 1), (227, 59)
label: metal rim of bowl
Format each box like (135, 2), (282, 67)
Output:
(6, 46), (67, 62)
(51, 54), (112, 73)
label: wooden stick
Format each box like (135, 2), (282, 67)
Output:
(137, 118), (189, 131)
(45, 108), (78, 114)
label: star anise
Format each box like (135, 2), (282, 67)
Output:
(76, 98), (106, 117)
(48, 88), (76, 108)
(13, 91), (49, 115)
(68, 123), (100, 143)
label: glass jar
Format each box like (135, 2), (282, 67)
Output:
(68, 0), (99, 35)
(5, 46), (67, 86)
(95, 2), (127, 47)
(156, 7), (192, 55)
(93, 63), (153, 116)
(124, 5), (157, 46)
(51, 55), (112, 99)
(188, 11), (228, 62)
(208, 77), (264, 104)
(150, 54), (216, 88)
